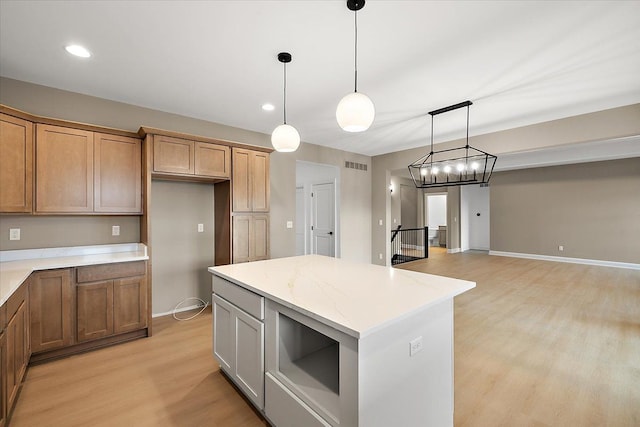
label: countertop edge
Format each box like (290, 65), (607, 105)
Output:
(1, 246), (149, 306)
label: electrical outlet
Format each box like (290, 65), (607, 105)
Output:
(111, 225), (120, 236)
(286, 221), (293, 229)
(379, 253), (383, 260)
(379, 219), (383, 226)
(9, 228), (21, 241)
(558, 245), (564, 251)
(410, 336), (423, 357)
(198, 223), (204, 232)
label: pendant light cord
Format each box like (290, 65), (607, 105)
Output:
(354, 6), (358, 93)
(283, 61), (287, 124)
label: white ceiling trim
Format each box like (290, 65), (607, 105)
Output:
(494, 135), (640, 171)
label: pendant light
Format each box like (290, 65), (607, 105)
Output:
(336, 0), (375, 132)
(271, 52), (300, 152)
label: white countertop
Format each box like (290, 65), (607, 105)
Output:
(0, 243), (148, 306)
(209, 255), (475, 339)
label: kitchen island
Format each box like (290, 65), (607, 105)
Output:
(208, 255), (474, 427)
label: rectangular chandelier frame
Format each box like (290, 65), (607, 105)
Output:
(408, 101), (497, 189)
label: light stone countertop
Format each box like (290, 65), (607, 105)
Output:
(0, 243), (148, 306)
(209, 254), (475, 339)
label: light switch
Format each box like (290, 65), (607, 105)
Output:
(198, 223), (204, 232)
(111, 225), (120, 236)
(9, 228), (20, 241)
(286, 221), (293, 229)
(379, 219), (383, 226)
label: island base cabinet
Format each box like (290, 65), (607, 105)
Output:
(213, 293), (264, 410)
(265, 373), (331, 427)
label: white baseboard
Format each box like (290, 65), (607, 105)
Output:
(489, 250), (640, 270)
(447, 248), (461, 254)
(152, 303), (207, 318)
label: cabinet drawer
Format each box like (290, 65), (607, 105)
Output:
(265, 373), (330, 427)
(77, 261), (146, 283)
(7, 281), (27, 320)
(213, 276), (264, 320)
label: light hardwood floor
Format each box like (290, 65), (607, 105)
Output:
(11, 252), (640, 426)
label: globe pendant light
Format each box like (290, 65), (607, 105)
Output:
(271, 52), (300, 152)
(336, 0), (375, 132)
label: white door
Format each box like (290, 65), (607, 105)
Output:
(311, 182), (335, 257)
(467, 185), (490, 250)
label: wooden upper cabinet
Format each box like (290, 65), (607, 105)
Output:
(152, 135), (231, 180)
(0, 113), (33, 213)
(36, 124), (94, 213)
(251, 151), (270, 212)
(195, 141), (230, 178)
(232, 148), (270, 212)
(153, 135), (194, 175)
(94, 133), (142, 213)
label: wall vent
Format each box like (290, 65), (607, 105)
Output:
(345, 161), (368, 171)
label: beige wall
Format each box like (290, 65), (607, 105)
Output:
(371, 104), (640, 265)
(0, 215), (140, 250)
(0, 77), (371, 262)
(491, 158), (640, 264)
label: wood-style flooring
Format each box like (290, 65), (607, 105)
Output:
(11, 251), (640, 426)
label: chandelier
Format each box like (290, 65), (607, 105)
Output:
(408, 101), (497, 189)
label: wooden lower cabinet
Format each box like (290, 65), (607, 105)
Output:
(113, 276), (147, 334)
(76, 262), (147, 342)
(29, 269), (74, 353)
(77, 281), (114, 342)
(0, 330), (5, 427)
(1, 280), (30, 424)
(6, 301), (28, 410)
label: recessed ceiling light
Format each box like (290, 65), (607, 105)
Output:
(262, 103), (275, 111)
(65, 44), (91, 58)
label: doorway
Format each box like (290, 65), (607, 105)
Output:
(295, 161), (340, 257)
(425, 193), (447, 248)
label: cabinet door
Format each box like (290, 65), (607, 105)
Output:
(234, 307), (265, 409)
(0, 331), (6, 426)
(113, 276), (147, 334)
(195, 142), (230, 178)
(36, 124), (94, 213)
(251, 151), (270, 212)
(0, 114), (33, 213)
(77, 281), (114, 342)
(94, 133), (142, 213)
(252, 214), (270, 261)
(30, 269), (74, 353)
(232, 214), (269, 263)
(213, 295), (234, 372)
(6, 301), (27, 410)
(232, 215), (251, 264)
(153, 135), (194, 175)
(232, 148), (251, 212)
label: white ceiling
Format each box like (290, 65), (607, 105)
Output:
(1, 1), (639, 156)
